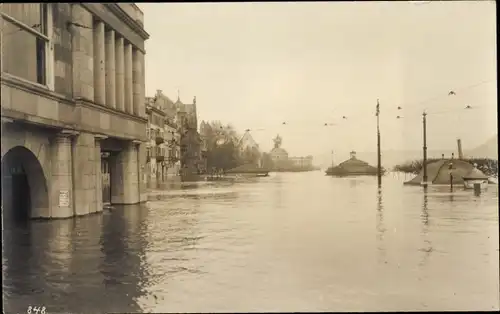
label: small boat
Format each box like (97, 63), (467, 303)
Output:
(226, 164), (270, 178)
(255, 172), (269, 177)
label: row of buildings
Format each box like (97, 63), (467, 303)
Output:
(144, 90), (206, 188)
(0, 3), (204, 221)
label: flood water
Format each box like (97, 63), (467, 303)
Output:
(2, 171), (499, 313)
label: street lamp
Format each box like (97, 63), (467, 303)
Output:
(376, 99), (382, 187)
(448, 161), (455, 192)
(422, 111), (428, 187)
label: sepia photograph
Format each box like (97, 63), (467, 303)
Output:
(1, 1), (498, 313)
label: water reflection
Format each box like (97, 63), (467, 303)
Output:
(376, 187), (387, 264)
(98, 204), (149, 312)
(3, 173), (499, 312)
(273, 175), (284, 209)
(419, 190), (433, 267)
(2, 204), (151, 313)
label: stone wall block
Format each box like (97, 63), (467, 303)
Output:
(50, 134), (74, 218)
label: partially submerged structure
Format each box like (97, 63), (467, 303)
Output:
(404, 159), (489, 186)
(326, 151), (382, 176)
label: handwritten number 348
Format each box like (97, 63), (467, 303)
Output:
(27, 306), (46, 314)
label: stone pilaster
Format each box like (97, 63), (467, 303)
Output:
(93, 21), (106, 105)
(132, 48), (143, 117)
(94, 135), (107, 213)
(105, 29), (116, 109)
(124, 43), (134, 114)
(115, 36), (125, 112)
(110, 141), (140, 204)
(138, 143), (148, 202)
(72, 132), (98, 216)
(71, 4), (94, 101)
(141, 48), (146, 118)
(50, 130), (78, 218)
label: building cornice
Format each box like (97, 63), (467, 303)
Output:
(75, 98), (148, 124)
(105, 3), (149, 40)
(1, 74), (147, 125)
(1, 74), (74, 107)
(2, 107), (147, 142)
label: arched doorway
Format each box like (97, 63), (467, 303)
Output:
(1, 146), (49, 223)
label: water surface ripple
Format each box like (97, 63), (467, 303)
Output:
(2, 172), (499, 312)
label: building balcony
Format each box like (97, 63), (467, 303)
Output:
(155, 136), (164, 145)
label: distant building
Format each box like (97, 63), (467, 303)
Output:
(145, 90), (181, 188)
(268, 135), (314, 171)
(238, 131), (261, 166)
(289, 156), (314, 168)
(270, 135), (289, 166)
(239, 131), (259, 152)
(326, 151), (379, 176)
(176, 96), (205, 180)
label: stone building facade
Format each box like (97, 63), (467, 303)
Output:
(270, 134), (289, 165)
(145, 90), (181, 189)
(1, 3), (149, 220)
(176, 96), (205, 180)
(144, 90), (206, 186)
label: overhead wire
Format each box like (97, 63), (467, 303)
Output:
(215, 78), (495, 143)
(319, 78), (496, 124)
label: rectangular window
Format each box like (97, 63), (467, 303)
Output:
(1, 3), (52, 87)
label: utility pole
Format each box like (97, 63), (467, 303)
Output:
(331, 150), (334, 168)
(422, 111), (428, 187)
(376, 99), (382, 187)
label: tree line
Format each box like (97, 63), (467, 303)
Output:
(199, 120), (274, 173)
(393, 158), (498, 177)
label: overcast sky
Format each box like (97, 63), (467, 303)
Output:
(137, 1), (496, 157)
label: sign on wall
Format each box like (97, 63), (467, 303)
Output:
(59, 190), (70, 207)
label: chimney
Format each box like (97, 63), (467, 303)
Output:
(457, 139), (463, 159)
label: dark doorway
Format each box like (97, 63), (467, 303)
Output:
(2, 157), (31, 223)
(11, 167), (31, 221)
(101, 152), (111, 205)
(1, 146), (49, 223)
